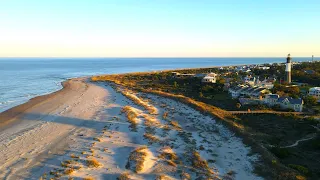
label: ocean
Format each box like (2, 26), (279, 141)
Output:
(0, 57), (313, 113)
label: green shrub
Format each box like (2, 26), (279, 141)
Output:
(270, 147), (291, 159)
(288, 164), (309, 174)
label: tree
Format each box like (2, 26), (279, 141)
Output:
(217, 78), (226, 84)
(304, 96), (318, 107)
(173, 81), (178, 88)
(236, 103), (241, 109)
(199, 92), (204, 98)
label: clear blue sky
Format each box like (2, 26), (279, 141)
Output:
(0, 0), (319, 57)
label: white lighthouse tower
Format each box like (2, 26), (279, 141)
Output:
(286, 54), (292, 84)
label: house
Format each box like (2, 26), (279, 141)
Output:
(304, 70), (315, 74)
(202, 76), (216, 83)
(238, 87), (253, 97)
(194, 73), (207, 78)
(243, 76), (256, 86)
(201, 73), (217, 83)
(251, 88), (270, 98)
(257, 66), (270, 70)
(277, 97), (304, 112)
(228, 85), (247, 99)
(309, 87), (320, 100)
(243, 76), (275, 89)
(263, 94), (280, 106)
(172, 72), (195, 78)
(239, 98), (260, 105)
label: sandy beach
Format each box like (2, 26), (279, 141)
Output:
(0, 78), (262, 180)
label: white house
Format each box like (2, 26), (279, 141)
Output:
(202, 76), (216, 83)
(201, 73), (217, 83)
(309, 87), (320, 100)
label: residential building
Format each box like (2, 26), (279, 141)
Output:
(228, 85), (247, 99)
(202, 76), (216, 83)
(263, 94), (280, 106)
(309, 87), (320, 100)
(277, 97), (303, 112)
(201, 73), (217, 83)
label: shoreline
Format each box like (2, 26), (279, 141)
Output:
(0, 78), (86, 130)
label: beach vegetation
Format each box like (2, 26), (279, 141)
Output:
(120, 90), (157, 114)
(180, 171), (191, 180)
(83, 177), (95, 180)
(70, 154), (80, 159)
(162, 111), (168, 119)
(121, 106), (139, 131)
(117, 172), (130, 180)
(64, 168), (75, 175)
(288, 164), (309, 175)
(169, 120), (182, 130)
(86, 158), (101, 168)
(191, 151), (212, 174)
(126, 146), (148, 173)
(143, 133), (160, 144)
(93, 137), (102, 142)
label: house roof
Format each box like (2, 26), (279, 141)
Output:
(277, 97), (303, 104)
(252, 88), (267, 94)
(203, 76), (215, 79)
(310, 87), (320, 91)
(230, 86), (244, 91)
(266, 94), (279, 99)
(245, 87), (260, 94)
(194, 73), (207, 77)
(239, 87), (252, 93)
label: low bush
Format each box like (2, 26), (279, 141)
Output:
(270, 147), (291, 159)
(288, 164), (309, 175)
(117, 172), (130, 180)
(86, 158), (101, 168)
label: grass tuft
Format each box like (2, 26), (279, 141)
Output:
(86, 158), (101, 168)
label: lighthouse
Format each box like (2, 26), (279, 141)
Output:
(286, 54), (292, 84)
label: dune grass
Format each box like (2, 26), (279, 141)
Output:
(191, 151), (212, 175)
(121, 89), (158, 115)
(143, 133), (160, 144)
(117, 172), (130, 180)
(126, 146), (148, 173)
(121, 106), (139, 130)
(86, 158), (101, 168)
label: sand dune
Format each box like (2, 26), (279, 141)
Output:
(0, 79), (262, 180)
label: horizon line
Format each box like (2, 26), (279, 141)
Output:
(0, 56), (317, 59)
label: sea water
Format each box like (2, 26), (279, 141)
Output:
(0, 57), (313, 113)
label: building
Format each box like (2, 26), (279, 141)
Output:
(202, 76), (216, 83)
(243, 75), (274, 89)
(277, 97), (303, 112)
(229, 85), (270, 99)
(228, 85), (248, 99)
(309, 87), (320, 100)
(251, 88), (270, 98)
(243, 75), (256, 86)
(263, 94), (303, 112)
(286, 54), (292, 83)
(201, 73), (217, 83)
(194, 73), (207, 78)
(171, 72), (195, 78)
(263, 94), (280, 106)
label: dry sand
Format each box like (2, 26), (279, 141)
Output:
(0, 79), (263, 180)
